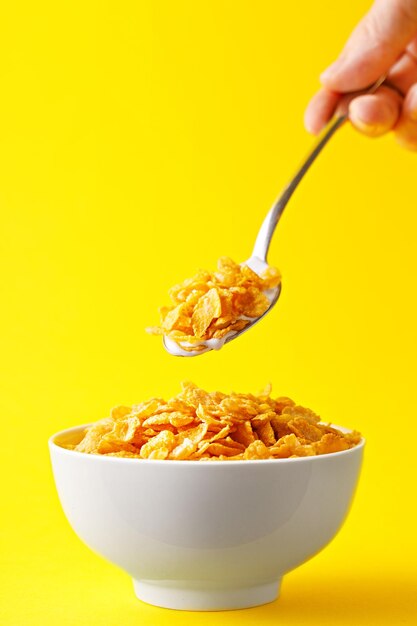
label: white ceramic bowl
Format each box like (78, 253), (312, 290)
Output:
(49, 424), (364, 611)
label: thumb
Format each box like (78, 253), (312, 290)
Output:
(321, 0), (417, 91)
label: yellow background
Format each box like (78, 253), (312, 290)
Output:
(1, 1), (416, 624)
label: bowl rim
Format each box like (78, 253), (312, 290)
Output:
(49, 423), (365, 465)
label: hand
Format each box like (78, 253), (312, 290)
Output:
(305, 0), (417, 150)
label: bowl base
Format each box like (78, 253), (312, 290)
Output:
(133, 578), (281, 611)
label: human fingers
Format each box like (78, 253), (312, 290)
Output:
(304, 88), (341, 134)
(386, 35), (417, 93)
(305, 34), (417, 136)
(321, 0), (417, 91)
(348, 85), (403, 136)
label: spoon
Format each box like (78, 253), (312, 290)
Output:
(164, 76), (386, 357)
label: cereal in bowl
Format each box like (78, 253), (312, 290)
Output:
(65, 382), (361, 460)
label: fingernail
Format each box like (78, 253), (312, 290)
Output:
(350, 115), (386, 136)
(349, 101), (387, 137)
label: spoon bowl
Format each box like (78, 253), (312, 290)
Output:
(163, 255), (281, 357)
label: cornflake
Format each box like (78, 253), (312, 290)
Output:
(146, 257), (281, 350)
(67, 383), (361, 461)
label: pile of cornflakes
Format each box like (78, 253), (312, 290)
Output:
(67, 382), (360, 460)
(146, 257), (281, 350)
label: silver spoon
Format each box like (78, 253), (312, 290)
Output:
(164, 76), (386, 357)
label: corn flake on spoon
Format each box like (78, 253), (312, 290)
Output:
(164, 77), (385, 357)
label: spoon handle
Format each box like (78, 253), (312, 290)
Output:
(251, 76), (386, 262)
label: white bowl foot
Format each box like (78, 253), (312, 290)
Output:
(133, 578), (282, 611)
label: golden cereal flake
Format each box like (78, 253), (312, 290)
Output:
(67, 384), (361, 461)
(147, 257), (281, 348)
